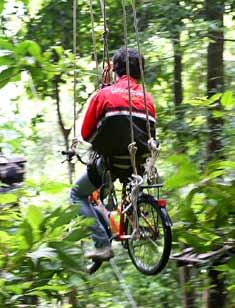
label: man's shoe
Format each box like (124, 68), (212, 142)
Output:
(85, 246), (114, 261)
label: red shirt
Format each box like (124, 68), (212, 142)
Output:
(81, 75), (156, 143)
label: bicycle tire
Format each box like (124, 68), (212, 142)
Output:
(126, 194), (172, 275)
(85, 208), (112, 274)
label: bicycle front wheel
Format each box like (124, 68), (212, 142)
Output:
(126, 194), (172, 275)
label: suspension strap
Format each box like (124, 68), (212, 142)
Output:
(100, 0), (111, 87)
(72, 0), (78, 146)
(131, 0), (151, 141)
(72, 0), (77, 139)
(89, 0), (99, 87)
(131, 0), (159, 180)
(121, 0), (137, 175)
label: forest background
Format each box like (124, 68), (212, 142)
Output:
(0, 0), (234, 307)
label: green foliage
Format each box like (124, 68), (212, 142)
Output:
(166, 154), (235, 252)
(0, 181), (92, 306)
(0, 38), (42, 90)
(0, 0), (4, 14)
(221, 90), (234, 108)
(165, 155), (200, 189)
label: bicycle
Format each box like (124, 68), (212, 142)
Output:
(62, 149), (172, 276)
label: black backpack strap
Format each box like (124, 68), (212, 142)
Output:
(87, 152), (103, 188)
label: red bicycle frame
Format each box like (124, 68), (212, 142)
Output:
(89, 186), (167, 241)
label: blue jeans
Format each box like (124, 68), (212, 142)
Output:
(70, 158), (110, 248)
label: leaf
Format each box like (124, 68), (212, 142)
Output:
(209, 160), (235, 174)
(40, 181), (70, 194)
(0, 38), (14, 50)
(227, 258), (235, 270)
(228, 284), (235, 291)
(0, 193), (17, 204)
(221, 91), (234, 107)
(20, 0), (29, 5)
(189, 97), (209, 107)
(165, 155), (200, 189)
(27, 246), (57, 262)
(212, 110), (224, 118)
(31, 284), (69, 292)
(0, 1), (4, 14)
(15, 40), (41, 60)
(39, 207), (62, 232)
(64, 228), (88, 242)
(179, 233), (207, 251)
(51, 208), (78, 229)
(0, 55), (14, 66)
(208, 93), (222, 104)
(52, 46), (64, 56)
(0, 231), (10, 243)
(20, 220), (34, 248)
(49, 242), (81, 269)
(26, 205), (43, 229)
(0, 67), (19, 89)
(204, 170), (224, 181)
(215, 264), (230, 272)
(24, 290), (46, 297)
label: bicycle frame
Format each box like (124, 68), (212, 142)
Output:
(90, 182), (169, 242)
(88, 181), (172, 276)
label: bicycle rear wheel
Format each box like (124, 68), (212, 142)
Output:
(126, 194), (172, 275)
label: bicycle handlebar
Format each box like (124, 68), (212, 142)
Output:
(61, 150), (76, 156)
(61, 149), (87, 165)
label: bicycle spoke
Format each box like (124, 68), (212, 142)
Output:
(127, 197), (171, 274)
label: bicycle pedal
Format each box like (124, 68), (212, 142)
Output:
(111, 235), (119, 241)
(121, 241), (128, 249)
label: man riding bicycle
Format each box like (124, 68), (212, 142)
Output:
(70, 47), (156, 261)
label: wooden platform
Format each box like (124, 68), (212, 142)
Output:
(170, 243), (235, 266)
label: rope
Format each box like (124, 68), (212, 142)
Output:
(72, 0), (77, 140)
(89, 0), (99, 87)
(131, 0), (159, 183)
(131, 0), (152, 141)
(100, 0), (110, 68)
(100, 0), (111, 86)
(121, 0), (137, 175)
(110, 259), (138, 308)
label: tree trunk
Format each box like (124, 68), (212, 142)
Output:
(205, 0), (224, 161)
(54, 76), (74, 183)
(173, 31), (183, 109)
(172, 30), (185, 153)
(179, 266), (196, 308)
(206, 269), (226, 308)
(68, 288), (79, 307)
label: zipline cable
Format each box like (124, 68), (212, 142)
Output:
(110, 259), (138, 308)
(89, 0), (99, 87)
